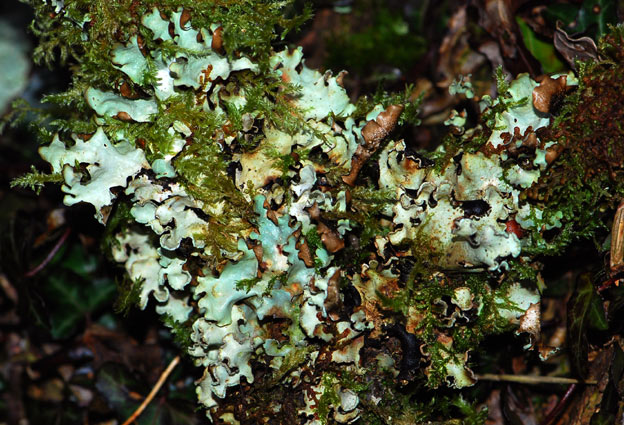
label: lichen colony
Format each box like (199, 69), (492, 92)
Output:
(14, 0), (624, 423)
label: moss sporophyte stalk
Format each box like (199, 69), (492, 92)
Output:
(13, 1), (624, 423)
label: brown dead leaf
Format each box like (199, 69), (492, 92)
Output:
(82, 324), (163, 384)
(437, 5), (468, 87)
(0, 273), (18, 304)
(554, 23), (599, 70)
(477, 0), (519, 58)
(502, 385), (538, 425)
(296, 237), (314, 268)
(474, 0), (540, 76)
(27, 378), (65, 403)
(610, 201), (624, 275)
(485, 388), (504, 425)
(479, 40), (506, 72)
(324, 270), (342, 320)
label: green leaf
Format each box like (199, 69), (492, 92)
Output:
(546, 0), (618, 39)
(567, 274), (608, 378)
(95, 363), (145, 421)
(44, 270), (115, 339)
(574, 0), (617, 38)
(516, 17), (566, 74)
(60, 244), (99, 278)
(544, 3), (580, 26)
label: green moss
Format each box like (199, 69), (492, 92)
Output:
(352, 84), (423, 126)
(27, 0), (311, 66)
(162, 314), (194, 352)
(233, 72), (311, 137)
(264, 273), (288, 296)
(377, 228), (447, 317)
(10, 166), (63, 194)
(1, 98), (59, 141)
(357, 384), (486, 425)
(494, 65), (510, 97)
(523, 28), (624, 257)
(113, 276), (143, 316)
(451, 396), (488, 425)
(235, 277), (262, 293)
(315, 373), (342, 424)
(266, 345), (314, 387)
(304, 226), (324, 252)
(23, 0), (316, 165)
(173, 141), (251, 224)
(264, 149), (299, 183)
(320, 185), (394, 267)
(464, 274), (517, 335)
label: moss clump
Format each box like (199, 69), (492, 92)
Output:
(28, 0), (312, 68)
(525, 28), (624, 256)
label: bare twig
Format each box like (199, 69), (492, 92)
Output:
(24, 227), (71, 278)
(0, 273), (18, 303)
(477, 374), (596, 385)
(342, 104), (403, 186)
(540, 384), (577, 425)
(121, 355), (181, 425)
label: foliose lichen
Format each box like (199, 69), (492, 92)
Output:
(15, 1), (624, 423)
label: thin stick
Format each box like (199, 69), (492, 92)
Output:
(121, 355), (180, 425)
(24, 228), (71, 278)
(476, 374), (597, 385)
(540, 384), (576, 425)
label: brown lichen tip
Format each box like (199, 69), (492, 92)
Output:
(305, 203), (345, 253)
(296, 237), (314, 268)
(211, 26), (224, 53)
(318, 222), (344, 253)
(517, 302), (541, 348)
(115, 111), (133, 121)
(119, 81), (137, 99)
(342, 104), (404, 186)
(532, 75), (567, 114)
(180, 8), (192, 28)
(544, 142), (564, 165)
